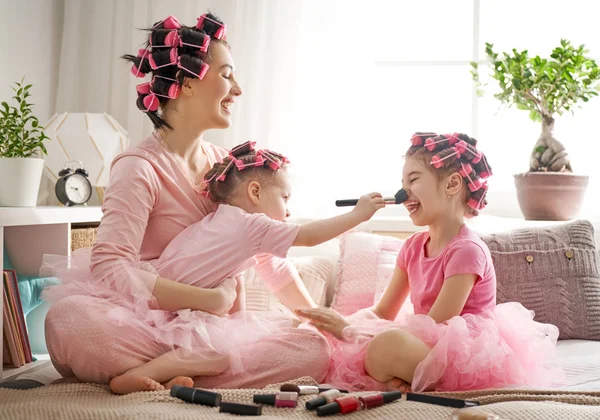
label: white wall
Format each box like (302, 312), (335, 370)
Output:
(0, 0), (63, 124)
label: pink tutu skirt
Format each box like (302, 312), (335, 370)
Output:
(327, 303), (562, 392)
(41, 249), (303, 374)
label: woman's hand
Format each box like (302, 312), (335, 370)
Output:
(295, 307), (350, 340)
(210, 277), (238, 316)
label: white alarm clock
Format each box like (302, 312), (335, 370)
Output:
(55, 161), (92, 206)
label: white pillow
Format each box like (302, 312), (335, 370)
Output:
(244, 256), (334, 311)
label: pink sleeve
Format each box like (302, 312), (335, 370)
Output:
(443, 240), (487, 281)
(90, 156), (159, 304)
(245, 214), (300, 258)
(396, 235), (413, 271)
(254, 254), (300, 293)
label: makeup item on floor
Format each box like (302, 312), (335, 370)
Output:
(280, 384), (319, 395)
(219, 401), (262, 416)
(253, 391), (298, 408)
(335, 188), (409, 207)
(306, 389), (344, 410)
(359, 391), (402, 410)
(170, 384), (221, 407)
(317, 392), (403, 416)
(317, 387), (349, 394)
(317, 395), (361, 417)
(407, 393), (480, 409)
(451, 408), (500, 420)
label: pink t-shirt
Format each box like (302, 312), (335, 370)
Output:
(154, 205), (301, 292)
(397, 225), (496, 315)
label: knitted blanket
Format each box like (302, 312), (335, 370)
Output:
(1, 377), (600, 420)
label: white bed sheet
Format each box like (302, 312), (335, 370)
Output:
(548, 339), (600, 391)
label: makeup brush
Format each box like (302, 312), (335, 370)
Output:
(335, 188), (408, 207)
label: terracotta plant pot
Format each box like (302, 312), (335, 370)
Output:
(514, 172), (589, 221)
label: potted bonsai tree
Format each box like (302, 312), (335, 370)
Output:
(0, 78), (49, 207)
(471, 39), (600, 220)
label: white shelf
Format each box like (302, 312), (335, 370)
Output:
(1, 358), (51, 383)
(0, 206), (102, 227)
(1, 206), (102, 380)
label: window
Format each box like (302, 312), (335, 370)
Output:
(251, 0), (600, 219)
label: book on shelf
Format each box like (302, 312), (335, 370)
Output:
(3, 270), (33, 367)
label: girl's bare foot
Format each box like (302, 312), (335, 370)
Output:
(163, 376), (194, 389)
(385, 377), (412, 393)
(109, 373), (165, 395)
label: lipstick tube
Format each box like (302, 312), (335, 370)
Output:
(317, 395), (361, 417)
(170, 384), (221, 407)
(306, 389), (343, 410)
(359, 391), (402, 410)
(253, 391), (298, 408)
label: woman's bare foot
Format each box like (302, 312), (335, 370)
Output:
(163, 376), (194, 389)
(109, 373), (165, 395)
(385, 377), (412, 393)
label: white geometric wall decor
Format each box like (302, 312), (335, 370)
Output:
(44, 113), (130, 187)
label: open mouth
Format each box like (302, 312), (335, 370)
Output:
(221, 100), (234, 114)
(405, 201), (421, 214)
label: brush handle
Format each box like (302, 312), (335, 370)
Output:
(335, 199), (358, 207)
(335, 197), (396, 207)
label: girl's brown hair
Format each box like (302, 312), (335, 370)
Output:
(406, 132), (492, 217)
(202, 142), (290, 203)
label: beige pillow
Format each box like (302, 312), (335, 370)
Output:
(244, 256), (334, 311)
(479, 219), (600, 340)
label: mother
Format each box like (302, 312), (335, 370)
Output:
(43, 12), (330, 389)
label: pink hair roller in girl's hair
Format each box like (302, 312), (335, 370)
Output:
(459, 163), (473, 178)
(410, 132), (437, 147)
(336, 188), (408, 207)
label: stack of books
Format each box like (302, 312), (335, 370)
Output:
(3, 270), (32, 368)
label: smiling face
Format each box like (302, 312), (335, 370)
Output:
(186, 42), (242, 129)
(402, 153), (467, 226)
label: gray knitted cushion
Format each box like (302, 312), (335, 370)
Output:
(479, 219), (600, 340)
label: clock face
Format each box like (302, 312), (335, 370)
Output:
(65, 174), (92, 204)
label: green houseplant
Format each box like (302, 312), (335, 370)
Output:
(0, 78), (50, 206)
(471, 39), (600, 220)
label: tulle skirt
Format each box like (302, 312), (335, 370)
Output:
(41, 249), (303, 374)
(327, 303), (563, 392)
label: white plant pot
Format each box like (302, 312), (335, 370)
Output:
(0, 157), (45, 207)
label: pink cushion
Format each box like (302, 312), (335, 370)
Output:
(331, 231), (404, 315)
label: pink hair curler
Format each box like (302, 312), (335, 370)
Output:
(459, 163), (473, 178)
(196, 14), (227, 40)
(149, 30), (180, 48)
(431, 147), (461, 169)
(468, 177), (483, 192)
(180, 33), (211, 53)
(149, 48), (178, 70)
(136, 82), (152, 95)
(153, 15), (182, 30)
(410, 132), (437, 147)
(177, 57), (209, 80)
(142, 93), (159, 112)
(131, 49), (150, 78)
